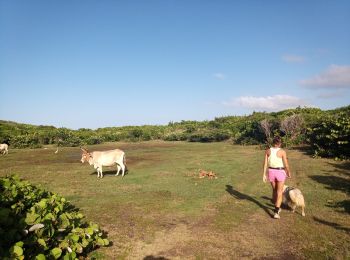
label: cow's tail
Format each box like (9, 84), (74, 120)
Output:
(123, 152), (128, 172)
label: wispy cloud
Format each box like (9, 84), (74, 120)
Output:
(300, 64), (350, 88)
(313, 48), (329, 55)
(223, 95), (308, 111)
(282, 54), (306, 63)
(213, 73), (226, 80)
(317, 91), (344, 99)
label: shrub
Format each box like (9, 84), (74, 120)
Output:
(280, 114), (305, 147)
(188, 130), (231, 142)
(0, 176), (109, 259)
(10, 134), (42, 149)
(85, 136), (103, 145)
(163, 132), (187, 141)
(307, 112), (350, 159)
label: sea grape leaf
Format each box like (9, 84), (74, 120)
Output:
(50, 247), (62, 259)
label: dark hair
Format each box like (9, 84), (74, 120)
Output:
(272, 136), (282, 145)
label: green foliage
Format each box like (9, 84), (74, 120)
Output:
(307, 110), (350, 159)
(84, 135), (103, 145)
(10, 134), (42, 149)
(235, 119), (266, 145)
(55, 128), (82, 147)
(0, 176), (109, 259)
(1, 105), (349, 159)
(188, 129), (231, 142)
(163, 131), (187, 141)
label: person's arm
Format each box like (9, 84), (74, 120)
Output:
(262, 150), (268, 183)
(282, 150), (291, 178)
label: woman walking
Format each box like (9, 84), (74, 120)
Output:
(262, 136), (291, 219)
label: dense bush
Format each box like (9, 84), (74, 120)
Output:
(1, 105), (349, 159)
(163, 132), (187, 141)
(235, 120), (266, 145)
(84, 135), (103, 145)
(307, 112), (350, 159)
(188, 129), (231, 142)
(56, 128), (82, 147)
(0, 176), (109, 259)
(10, 134), (42, 149)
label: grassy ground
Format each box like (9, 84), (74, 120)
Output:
(0, 141), (349, 259)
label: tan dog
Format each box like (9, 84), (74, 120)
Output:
(282, 185), (306, 216)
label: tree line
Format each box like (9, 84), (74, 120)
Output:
(0, 105), (349, 159)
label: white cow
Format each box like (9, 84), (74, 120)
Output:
(80, 148), (126, 178)
(0, 144), (8, 155)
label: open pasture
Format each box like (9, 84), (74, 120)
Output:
(0, 141), (349, 259)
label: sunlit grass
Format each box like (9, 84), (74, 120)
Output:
(0, 141), (349, 259)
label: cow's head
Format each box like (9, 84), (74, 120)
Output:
(80, 148), (92, 163)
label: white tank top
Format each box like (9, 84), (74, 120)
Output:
(268, 148), (284, 168)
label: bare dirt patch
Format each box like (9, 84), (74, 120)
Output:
(128, 223), (192, 259)
(127, 208), (305, 260)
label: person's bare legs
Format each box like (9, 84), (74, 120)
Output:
(269, 180), (284, 218)
(270, 181), (276, 204)
(275, 181), (285, 208)
(271, 181), (285, 219)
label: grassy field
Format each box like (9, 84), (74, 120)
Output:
(0, 141), (349, 259)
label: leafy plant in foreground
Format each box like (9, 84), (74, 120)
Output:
(0, 176), (109, 259)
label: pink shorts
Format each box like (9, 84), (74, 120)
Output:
(268, 168), (287, 182)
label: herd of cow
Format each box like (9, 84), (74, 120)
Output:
(0, 143), (126, 178)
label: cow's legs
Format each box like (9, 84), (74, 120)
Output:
(96, 166), (103, 178)
(115, 159), (126, 177)
(116, 164), (121, 176)
(99, 166), (103, 178)
(121, 164), (125, 177)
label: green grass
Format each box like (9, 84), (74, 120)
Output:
(0, 141), (349, 259)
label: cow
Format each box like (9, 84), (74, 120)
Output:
(0, 144), (8, 155)
(80, 148), (126, 178)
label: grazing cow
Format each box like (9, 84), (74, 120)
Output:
(0, 144), (8, 155)
(80, 148), (126, 178)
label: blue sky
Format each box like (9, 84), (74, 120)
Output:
(1, 1), (349, 129)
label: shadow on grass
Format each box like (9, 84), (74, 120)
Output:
(225, 185), (273, 217)
(294, 145), (314, 157)
(89, 169), (129, 177)
(327, 161), (350, 177)
(310, 174), (350, 214)
(328, 200), (350, 214)
(309, 175), (350, 195)
(143, 256), (170, 260)
(313, 217), (350, 233)
(311, 161), (350, 203)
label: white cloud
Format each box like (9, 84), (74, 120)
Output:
(282, 54), (306, 63)
(300, 64), (350, 88)
(223, 95), (308, 111)
(213, 73), (226, 80)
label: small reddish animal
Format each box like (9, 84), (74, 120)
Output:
(198, 169), (218, 179)
(0, 144), (8, 155)
(80, 148), (126, 178)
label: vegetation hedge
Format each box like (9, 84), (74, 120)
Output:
(307, 111), (350, 159)
(0, 105), (349, 159)
(0, 176), (109, 260)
